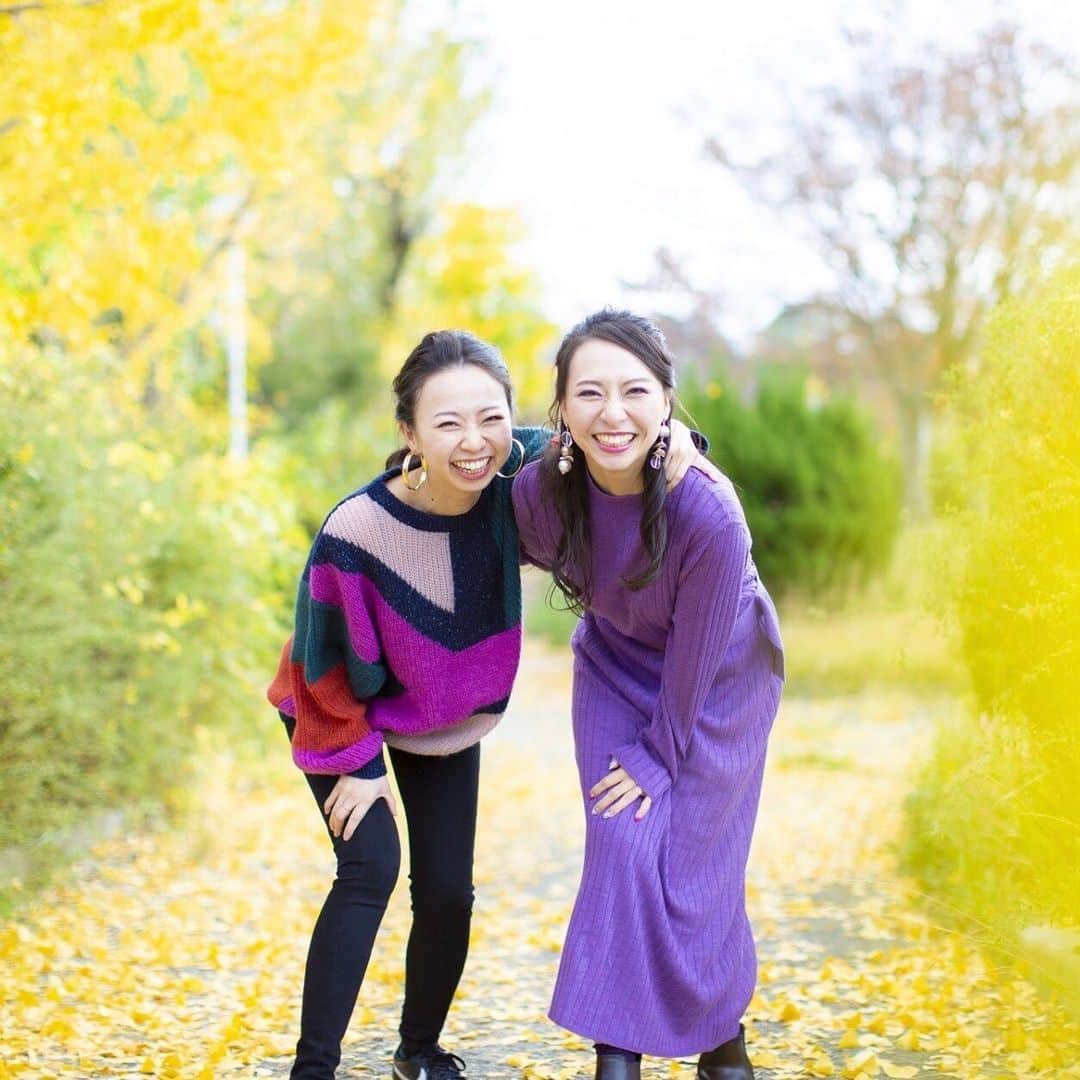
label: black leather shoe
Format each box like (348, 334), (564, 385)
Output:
(696, 1024), (755, 1079)
(595, 1054), (641, 1080)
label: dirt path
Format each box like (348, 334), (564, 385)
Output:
(1, 639), (1076, 1079)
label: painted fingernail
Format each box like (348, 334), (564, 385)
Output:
(603, 811), (612, 819)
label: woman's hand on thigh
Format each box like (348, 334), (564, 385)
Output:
(324, 775), (398, 841)
(589, 760), (653, 821)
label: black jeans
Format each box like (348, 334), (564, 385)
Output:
(283, 721), (480, 1080)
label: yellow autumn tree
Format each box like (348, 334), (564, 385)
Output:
(1, 2), (397, 377)
(0, 0), (559, 856)
(382, 202), (557, 414)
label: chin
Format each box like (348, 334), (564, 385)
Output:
(587, 453), (647, 475)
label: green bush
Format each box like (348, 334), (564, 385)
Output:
(0, 352), (305, 854)
(680, 368), (901, 599)
(902, 262), (1080, 940)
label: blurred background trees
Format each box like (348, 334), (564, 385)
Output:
(902, 262), (1079, 945)
(0, 0), (554, 857)
(659, 22), (1078, 518)
(2, 0), (1077, 983)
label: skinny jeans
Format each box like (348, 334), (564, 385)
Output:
(283, 719), (480, 1080)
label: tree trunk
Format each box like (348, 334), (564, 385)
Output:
(898, 391), (933, 519)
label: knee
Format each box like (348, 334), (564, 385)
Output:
(334, 816), (400, 904)
(409, 874), (474, 919)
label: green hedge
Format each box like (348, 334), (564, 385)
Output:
(0, 353), (305, 854)
(680, 368), (901, 599)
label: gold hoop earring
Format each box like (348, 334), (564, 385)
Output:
(496, 438), (525, 479)
(401, 451), (427, 491)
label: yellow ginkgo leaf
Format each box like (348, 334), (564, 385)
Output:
(880, 1063), (919, 1078)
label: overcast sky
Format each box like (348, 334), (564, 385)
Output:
(425, 0), (1079, 346)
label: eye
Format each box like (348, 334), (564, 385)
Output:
(577, 389), (601, 399)
(438, 421), (459, 430)
(483, 414), (506, 423)
(627, 386), (649, 396)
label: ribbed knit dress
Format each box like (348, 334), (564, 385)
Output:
(512, 462), (785, 1057)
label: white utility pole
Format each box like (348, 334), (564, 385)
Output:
(225, 240), (248, 461)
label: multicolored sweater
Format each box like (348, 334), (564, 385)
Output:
(268, 428), (550, 778)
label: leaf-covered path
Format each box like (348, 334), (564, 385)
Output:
(2, 639), (1076, 1079)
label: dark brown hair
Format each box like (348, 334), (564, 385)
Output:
(541, 309), (676, 613)
(384, 330), (514, 469)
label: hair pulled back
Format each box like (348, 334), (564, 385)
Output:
(385, 330), (514, 470)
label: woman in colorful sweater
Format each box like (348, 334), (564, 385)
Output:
(512, 310), (784, 1080)
(268, 329), (706, 1080)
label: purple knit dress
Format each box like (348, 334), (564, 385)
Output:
(512, 462), (784, 1058)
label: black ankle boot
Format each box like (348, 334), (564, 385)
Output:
(595, 1054), (641, 1080)
(696, 1024), (754, 1080)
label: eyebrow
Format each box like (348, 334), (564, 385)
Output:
(573, 378), (653, 389)
(432, 404), (507, 419)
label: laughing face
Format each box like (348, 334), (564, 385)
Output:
(401, 364), (514, 513)
(561, 338), (671, 496)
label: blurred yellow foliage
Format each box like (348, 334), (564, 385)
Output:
(1, 1), (397, 368)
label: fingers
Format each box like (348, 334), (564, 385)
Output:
(604, 784), (645, 818)
(589, 766), (627, 800)
(326, 777), (398, 839)
(341, 798), (374, 842)
(323, 777), (344, 818)
(592, 776), (641, 817)
(329, 796), (363, 839)
(634, 795), (653, 822)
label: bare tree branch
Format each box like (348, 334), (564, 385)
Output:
(685, 21), (1078, 512)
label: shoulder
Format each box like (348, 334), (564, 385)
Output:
(668, 465), (746, 534)
(510, 459), (562, 562)
(317, 474), (393, 549)
(512, 458), (545, 510)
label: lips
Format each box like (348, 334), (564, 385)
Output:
(593, 433), (636, 452)
(450, 456), (492, 477)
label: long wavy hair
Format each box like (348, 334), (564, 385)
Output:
(541, 309), (676, 614)
(384, 330), (514, 470)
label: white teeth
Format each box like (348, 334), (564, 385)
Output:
(452, 458), (490, 474)
(594, 434), (634, 447)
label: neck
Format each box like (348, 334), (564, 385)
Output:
(586, 463), (645, 496)
(392, 474), (482, 516)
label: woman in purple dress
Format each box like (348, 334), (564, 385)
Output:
(512, 310), (784, 1080)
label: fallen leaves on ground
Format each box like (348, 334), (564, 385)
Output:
(1, 643), (1076, 1078)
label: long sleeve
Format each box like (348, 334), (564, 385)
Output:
(510, 459), (559, 570)
(612, 513), (750, 799)
(267, 530), (388, 777)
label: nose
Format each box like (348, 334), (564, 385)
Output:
(458, 423), (486, 451)
(601, 397), (629, 425)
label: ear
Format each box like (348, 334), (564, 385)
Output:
(399, 421), (419, 454)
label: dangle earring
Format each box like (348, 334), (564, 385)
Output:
(557, 422), (575, 475)
(649, 414), (671, 470)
